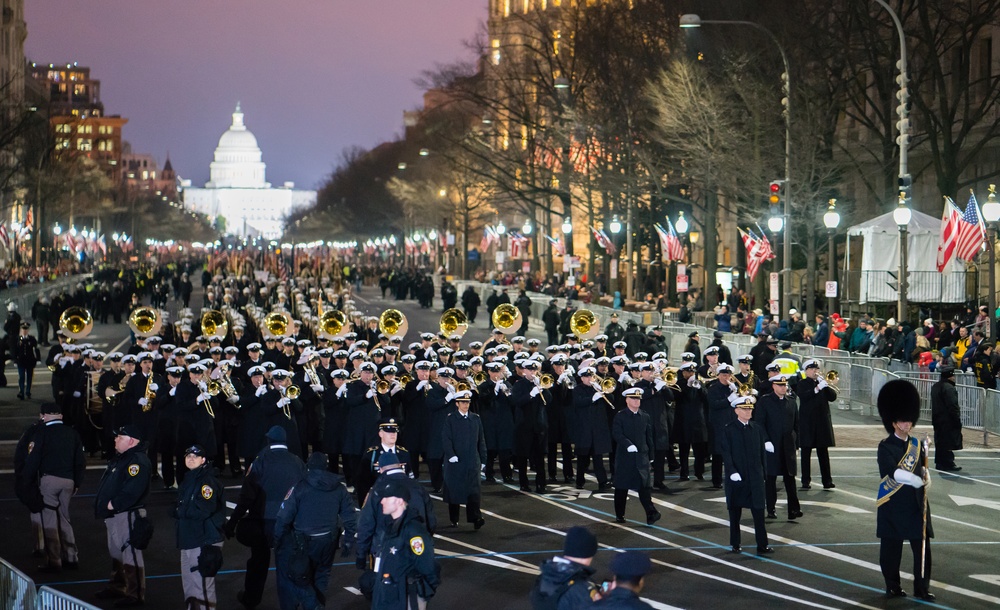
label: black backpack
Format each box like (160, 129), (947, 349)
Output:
(529, 574), (575, 610)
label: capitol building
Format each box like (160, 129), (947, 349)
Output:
(182, 104), (315, 239)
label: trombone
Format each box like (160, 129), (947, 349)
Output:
(593, 376), (617, 408)
(823, 370), (840, 392)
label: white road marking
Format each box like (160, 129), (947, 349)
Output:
(703, 497), (871, 514)
(951, 494), (1000, 511)
(834, 486), (1000, 535)
(343, 586), (363, 596)
(434, 548), (538, 575)
(434, 534), (537, 570)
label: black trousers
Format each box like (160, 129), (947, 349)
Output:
(934, 447), (956, 469)
(766, 475), (801, 516)
(801, 447), (833, 486)
(516, 446), (546, 490)
(575, 450), (608, 487)
(150, 426), (177, 486)
(652, 449), (668, 485)
(729, 507), (768, 550)
(407, 451), (423, 478)
(242, 520), (276, 606)
(428, 458), (444, 491)
(547, 441), (574, 480)
(484, 449), (512, 481)
(613, 487), (655, 520)
(448, 493), (482, 524)
(678, 442), (707, 478)
(880, 536), (932, 594)
(711, 454), (724, 487)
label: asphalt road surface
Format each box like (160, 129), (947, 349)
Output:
(3, 287), (1000, 609)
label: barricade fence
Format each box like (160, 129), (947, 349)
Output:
(0, 558), (35, 610)
(3, 274), (91, 320)
(452, 281), (998, 444)
(34, 587), (101, 610)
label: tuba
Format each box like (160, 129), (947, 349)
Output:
(317, 310), (347, 339)
(491, 303), (523, 335)
(201, 309), (229, 340)
(440, 308), (469, 338)
(59, 306), (94, 340)
(569, 309), (601, 340)
(128, 307), (162, 338)
(378, 309), (408, 340)
(264, 311), (291, 337)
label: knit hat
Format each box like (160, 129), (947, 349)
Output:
(563, 526), (598, 558)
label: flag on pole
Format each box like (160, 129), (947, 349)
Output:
(653, 224), (671, 262)
(954, 190), (987, 262)
(590, 227), (617, 255)
(740, 228), (776, 282)
(24, 209), (33, 232)
(656, 219), (686, 262)
(544, 233), (565, 256)
(936, 196), (963, 272)
(0, 222), (9, 251)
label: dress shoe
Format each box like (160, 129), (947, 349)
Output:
(823, 483), (836, 489)
(942, 466), (962, 472)
(485, 476), (497, 483)
(655, 482), (669, 492)
(597, 483), (611, 492)
(614, 517), (626, 524)
(885, 587), (906, 598)
(563, 476), (573, 484)
(17, 393), (24, 400)
(711, 484), (723, 489)
(677, 476), (690, 482)
(800, 484), (812, 490)
(237, 590), (258, 609)
(520, 485), (532, 492)
(915, 591), (935, 601)
(114, 597), (145, 608)
(730, 546), (742, 554)
(788, 510), (804, 520)
(766, 512), (777, 519)
(696, 474), (705, 481)
(449, 522), (458, 528)
(474, 518), (485, 530)
(575, 483), (585, 490)
(535, 486), (546, 494)
(646, 511), (662, 526)
(502, 476), (513, 484)
(756, 547), (775, 555)
(96, 588), (127, 600)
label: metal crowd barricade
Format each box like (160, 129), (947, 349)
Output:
(0, 558), (35, 610)
(849, 366), (874, 415)
(984, 389), (1000, 446)
(35, 586), (102, 610)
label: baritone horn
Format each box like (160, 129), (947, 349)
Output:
(128, 307), (162, 338)
(59, 306), (94, 340)
(569, 309), (600, 340)
(825, 370), (840, 391)
(491, 303), (523, 335)
(440, 308), (469, 338)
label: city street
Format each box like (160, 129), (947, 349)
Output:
(2, 291), (1000, 609)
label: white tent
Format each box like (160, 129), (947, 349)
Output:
(846, 209), (966, 304)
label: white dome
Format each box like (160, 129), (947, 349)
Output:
(206, 103), (269, 189)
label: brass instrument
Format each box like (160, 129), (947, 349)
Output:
(264, 311), (291, 337)
(597, 376), (617, 394)
(59, 306), (94, 340)
(472, 371), (488, 386)
(349, 369), (361, 381)
(661, 368), (680, 391)
(142, 374), (156, 412)
(538, 373), (554, 389)
(378, 309), (408, 339)
(569, 309), (601, 340)
(218, 361), (239, 402)
(200, 381), (216, 418)
(86, 370), (103, 429)
(201, 309), (229, 339)
(128, 307), (162, 338)
(824, 370), (840, 392)
(106, 373), (130, 405)
(440, 308), (469, 338)
(303, 357), (323, 389)
(399, 373), (413, 386)
(285, 385), (301, 399)
(317, 310), (347, 339)
(491, 303), (523, 335)
(376, 379), (391, 394)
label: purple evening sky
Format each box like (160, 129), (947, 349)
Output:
(25, 1), (486, 190)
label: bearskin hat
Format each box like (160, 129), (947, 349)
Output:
(877, 379), (921, 433)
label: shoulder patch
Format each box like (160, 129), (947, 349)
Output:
(201, 485), (214, 500)
(409, 536), (425, 556)
(128, 464), (140, 477)
(284, 486), (295, 501)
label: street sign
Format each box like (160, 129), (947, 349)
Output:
(769, 272), (779, 302)
(677, 275), (689, 292)
(825, 281), (838, 298)
(495, 251), (506, 263)
(521, 261), (531, 273)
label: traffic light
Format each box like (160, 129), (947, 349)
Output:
(768, 180), (783, 205)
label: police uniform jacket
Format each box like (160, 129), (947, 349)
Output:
(274, 467), (357, 549)
(400, 380), (431, 452)
(173, 463), (225, 550)
(476, 380), (514, 452)
(232, 445), (306, 523)
(753, 392), (799, 477)
(635, 379), (671, 450)
(371, 509), (440, 610)
(931, 380), (963, 452)
(441, 410), (487, 504)
(423, 384), (454, 460)
(94, 444), (152, 519)
(22, 420), (86, 489)
(876, 434), (933, 541)
(611, 407), (653, 490)
(706, 380), (736, 454)
(510, 376), (550, 457)
(532, 558), (596, 610)
(796, 377), (837, 449)
(14, 421), (44, 510)
(570, 383), (612, 454)
(721, 418), (767, 510)
(356, 472), (436, 562)
(674, 383), (708, 445)
(591, 586), (654, 609)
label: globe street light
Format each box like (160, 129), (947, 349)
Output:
(496, 220), (506, 235)
(561, 216), (573, 234)
(522, 219), (533, 235)
(982, 185), (1000, 338)
(823, 199), (841, 314)
(609, 215), (622, 234)
(675, 211), (689, 235)
(681, 13), (792, 317)
(893, 196), (912, 322)
(767, 214), (784, 234)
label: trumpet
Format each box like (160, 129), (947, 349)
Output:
(279, 384), (300, 419)
(399, 373), (413, 386)
(824, 370), (840, 392)
(200, 381), (217, 418)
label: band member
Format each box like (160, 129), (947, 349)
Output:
(342, 362), (382, 480)
(721, 394), (771, 555)
(400, 360), (435, 477)
(261, 370), (303, 457)
(546, 355), (575, 483)
(705, 362), (735, 489)
(797, 359), (837, 489)
(511, 360), (550, 494)
(754, 374), (802, 521)
(876, 380), (934, 600)
(674, 362), (709, 482)
(612, 388), (661, 525)
(442, 390), (487, 529)
(425, 367), (457, 493)
(634, 362), (672, 491)
(571, 367), (612, 492)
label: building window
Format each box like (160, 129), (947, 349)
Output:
(504, 0), (510, 17)
(98, 140), (114, 152)
(491, 39), (502, 65)
(57, 138), (70, 149)
(142, 170), (148, 179)
(78, 124), (93, 134)
(553, 30), (561, 55)
(55, 124), (72, 134)
(77, 138), (93, 151)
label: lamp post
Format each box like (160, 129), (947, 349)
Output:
(982, 185), (1000, 339)
(496, 220), (507, 272)
(893, 196), (912, 322)
(823, 200), (841, 315)
(560, 216), (574, 281)
(609, 215), (622, 294)
(681, 13), (792, 317)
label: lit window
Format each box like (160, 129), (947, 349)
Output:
(553, 30), (561, 55)
(142, 170), (149, 180)
(491, 39), (502, 65)
(521, 125), (528, 150)
(57, 138), (70, 149)
(504, 0), (510, 16)
(523, 0), (529, 12)
(98, 141), (114, 152)
(55, 124), (71, 134)
(77, 139), (92, 151)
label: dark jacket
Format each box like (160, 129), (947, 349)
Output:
(876, 434), (933, 541)
(94, 444), (152, 519)
(274, 466), (357, 548)
(510, 376), (549, 457)
(477, 380), (514, 451)
(356, 472), (436, 562)
(797, 376), (837, 449)
(371, 509), (440, 610)
(931, 380), (963, 452)
(592, 586), (653, 609)
(441, 411), (487, 504)
(754, 392), (799, 477)
(22, 420), (86, 488)
(635, 379), (671, 449)
(342, 380), (381, 455)
(611, 407), (653, 490)
(173, 463), (225, 550)
(674, 383), (708, 445)
(543, 306), (560, 334)
(571, 383), (612, 454)
(721, 419), (767, 510)
(706, 380), (736, 454)
(232, 445), (306, 523)
(530, 557), (596, 610)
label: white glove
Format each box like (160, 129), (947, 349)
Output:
(138, 397), (148, 406)
(390, 382), (404, 396)
(336, 385), (348, 398)
(227, 395), (240, 405)
(729, 382), (737, 392)
(494, 382), (506, 396)
(618, 372), (631, 383)
(654, 380), (666, 392)
(197, 393), (210, 402)
(366, 389), (375, 399)
(256, 385), (268, 397)
(277, 397), (291, 407)
(448, 456), (459, 463)
(445, 392), (456, 402)
(626, 444), (638, 453)
(530, 386), (541, 398)
(557, 372), (571, 384)
(169, 386), (177, 397)
(817, 380), (828, 391)
(764, 441), (775, 453)
(417, 380), (430, 391)
(310, 383), (325, 393)
(591, 391), (604, 402)
(688, 378), (701, 389)
(59, 358), (72, 368)
(72, 390), (81, 398)
(148, 383), (159, 392)
(730, 473), (742, 482)
(893, 468), (925, 489)
(199, 381), (208, 391)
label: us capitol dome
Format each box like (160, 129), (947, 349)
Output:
(181, 103), (315, 239)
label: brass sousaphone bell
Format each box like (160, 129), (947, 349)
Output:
(317, 310), (347, 339)
(264, 311), (291, 337)
(201, 309), (229, 339)
(59, 306), (94, 340)
(128, 307), (162, 338)
(440, 308), (469, 338)
(569, 309), (601, 340)
(491, 303), (523, 335)
(379, 309), (408, 339)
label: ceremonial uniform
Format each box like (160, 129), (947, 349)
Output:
(545, 379), (575, 483)
(441, 407), (487, 526)
(706, 379), (735, 487)
(634, 378), (672, 489)
(355, 443), (411, 504)
(423, 384), (453, 492)
(400, 379), (432, 476)
(754, 391), (802, 519)
(478, 378), (514, 482)
(797, 375), (837, 488)
(611, 394), (660, 524)
(721, 399), (769, 553)
(570, 381), (612, 490)
(673, 382), (708, 481)
(510, 374), (550, 493)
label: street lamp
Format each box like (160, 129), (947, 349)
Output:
(675, 211), (688, 235)
(681, 13), (793, 317)
(521, 219), (533, 235)
(496, 220), (506, 235)
(982, 185), (1000, 339)
(823, 199), (841, 314)
(561, 216), (572, 234)
(893, 196), (912, 322)
(52, 223), (62, 236)
(609, 215), (622, 234)
(767, 214), (784, 234)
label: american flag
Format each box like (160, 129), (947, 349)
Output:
(544, 233), (565, 256)
(590, 226), (617, 255)
(0, 222), (8, 250)
(954, 191), (986, 262)
(936, 196), (963, 272)
(740, 228), (776, 282)
(664, 219), (686, 261)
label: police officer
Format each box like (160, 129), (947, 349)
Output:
(14, 413), (46, 558)
(173, 445), (225, 610)
(592, 551), (655, 609)
(442, 390), (487, 529)
(356, 418), (410, 504)
(23, 402), (85, 572)
(94, 425), (153, 607)
(611, 388), (661, 525)
(530, 526), (600, 608)
(225, 425), (306, 609)
(274, 452), (358, 610)
(371, 480), (441, 609)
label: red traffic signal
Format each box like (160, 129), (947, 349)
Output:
(768, 181), (782, 205)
